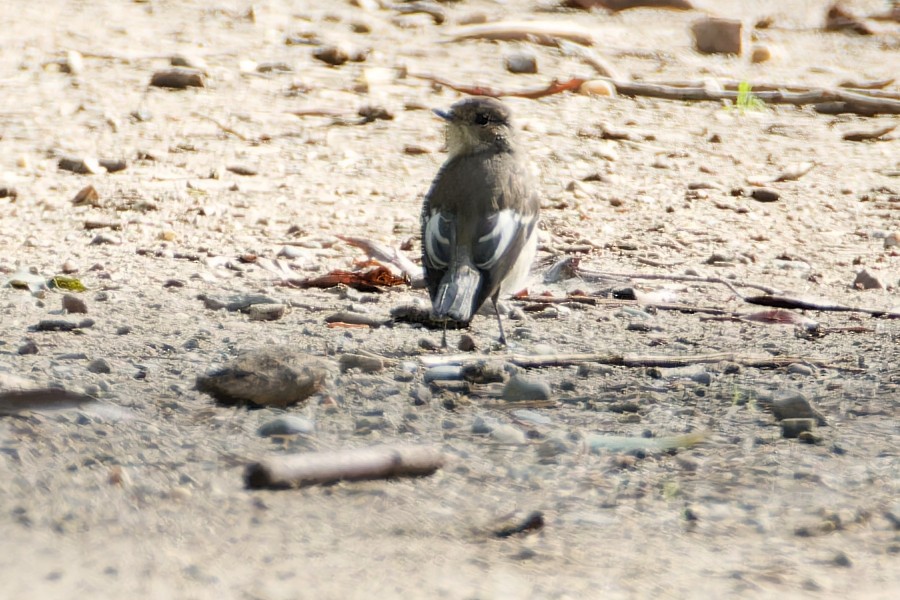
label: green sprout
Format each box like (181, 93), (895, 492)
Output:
(726, 81), (766, 113)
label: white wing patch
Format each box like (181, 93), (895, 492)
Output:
(424, 210), (452, 268)
(474, 209), (533, 270)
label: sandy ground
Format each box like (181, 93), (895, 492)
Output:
(1, 0), (898, 598)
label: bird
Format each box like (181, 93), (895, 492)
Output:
(420, 96), (540, 346)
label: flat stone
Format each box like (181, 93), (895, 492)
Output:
(692, 18), (742, 55)
(502, 375), (552, 401)
(257, 415), (315, 437)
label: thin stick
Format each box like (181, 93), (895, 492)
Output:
(244, 445), (444, 489)
(422, 352), (856, 371)
(576, 269), (782, 297)
(744, 295), (900, 318)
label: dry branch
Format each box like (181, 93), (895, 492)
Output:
(244, 445), (444, 489)
(410, 73), (587, 99)
(422, 352), (853, 371)
(445, 21), (595, 46)
(576, 269), (784, 297)
(744, 295), (900, 318)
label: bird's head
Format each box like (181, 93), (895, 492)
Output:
(434, 97), (514, 158)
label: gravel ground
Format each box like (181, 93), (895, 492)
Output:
(1, 1), (898, 598)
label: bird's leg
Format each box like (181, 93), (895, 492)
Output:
(441, 319), (448, 349)
(491, 292), (507, 346)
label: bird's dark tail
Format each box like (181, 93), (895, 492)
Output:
(433, 263), (481, 324)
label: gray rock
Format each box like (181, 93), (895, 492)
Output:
(787, 363), (814, 376)
(512, 409), (552, 425)
(257, 415), (315, 437)
(424, 365), (462, 383)
(87, 359), (112, 374)
(502, 375), (551, 401)
(196, 347), (331, 408)
(853, 268), (884, 290)
(505, 52), (537, 74)
(781, 418), (816, 439)
(61, 294), (88, 314)
(17, 340), (38, 355)
(411, 384), (432, 406)
(247, 303), (286, 321)
(491, 424), (526, 444)
(472, 415), (499, 434)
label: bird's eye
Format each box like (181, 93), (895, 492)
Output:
(474, 113), (490, 126)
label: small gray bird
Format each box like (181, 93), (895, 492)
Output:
(421, 97), (540, 345)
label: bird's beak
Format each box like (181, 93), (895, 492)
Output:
(432, 108), (453, 121)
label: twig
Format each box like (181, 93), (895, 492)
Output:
(842, 124), (897, 141)
(410, 73), (586, 99)
(421, 352), (855, 371)
(516, 295), (731, 316)
(337, 235), (426, 288)
(244, 445), (444, 489)
(744, 295), (900, 318)
(193, 113), (250, 141)
(575, 268), (783, 297)
(444, 21), (595, 46)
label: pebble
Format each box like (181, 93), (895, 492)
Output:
(247, 303), (286, 321)
(787, 363), (814, 376)
(339, 353), (385, 373)
(33, 319), (79, 332)
(853, 268), (884, 290)
(750, 188), (780, 203)
(505, 52), (537, 74)
(61, 294), (88, 314)
(490, 424), (526, 444)
(536, 437), (570, 460)
(195, 347), (330, 408)
(71, 185), (100, 206)
(116, 325), (132, 335)
(87, 359), (112, 374)
(502, 375), (552, 401)
(513, 409), (552, 425)
(411, 384), (432, 406)
(457, 334), (476, 352)
(90, 233), (119, 245)
(781, 418), (816, 439)
(313, 45), (350, 66)
(150, 68), (205, 89)
(580, 79), (616, 97)
(424, 365), (462, 383)
(461, 362), (507, 384)
(884, 232), (900, 248)
(692, 17), (743, 54)
(257, 415), (315, 437)
(17, 340), (39, 355)
(472, 415), (499, 434)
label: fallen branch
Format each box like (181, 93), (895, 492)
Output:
(337, 235), (426, 288)
(445, 21), (595, 46)
(575, 269), (783, 297)
(410, 73), (587, 99)
(422, 352), (855, 371)
(517, 295), (731, 316)
(744, 294), (900, 318)
(244, 445), (444, 489)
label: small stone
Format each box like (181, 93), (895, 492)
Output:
(461, 362), (506, 384)
(580, 79), (617, 97)
(505, 52), (537, 74)
(411, 384), (432, 406)
(87, 358), (112, 374)
(72, 185), (100, 206)
(457, 334), (477, 352)
(116, 325), (132, 335)
(17, 340), (39, 355)
(33, 319), (79, 332)
(781, 418), (816, 439)
(853, 268), (884, 290)
(90, 233), (119, 245)
(692, 18), (743, 55)
(787, 363), (814, 376)
(424, 365), (462, 383)
(884, 232), (900, 248)
(61, 294), (88, 314)
(247, 303), (286, 321)
(339, 353), (385, 373)
(536, 437), (570, 460)
(765, 390), (827, 424)
(491, 424), (526, 444)
(61, 50), (84, 75)
(750, 188), (780, 203)
(512, 409), (552, 425)
(150, 68), (205, 89)
(472, 415), (499, 434)
(313, 45), (349, 66)
(502, 375), (552, 402)
(750, 44), (773, 63)
(58, 156), (104, 175)
(257, 415), (315, 437)
(195, 347), (331, 408)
